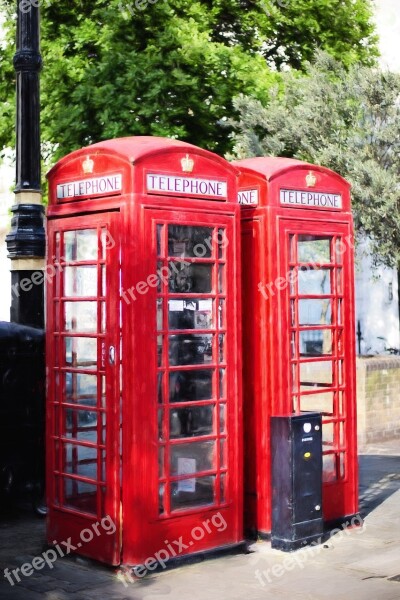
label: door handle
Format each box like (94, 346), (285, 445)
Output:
(109, 345), (116, 365)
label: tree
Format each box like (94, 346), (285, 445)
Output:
(0, 0), (378, 161)
(229, 52), (400, 268)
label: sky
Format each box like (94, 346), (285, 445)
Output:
(374, 0), (400, 71)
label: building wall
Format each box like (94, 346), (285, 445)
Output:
(355, 241), (400, 355)
(357, 356), (400, 445)
(0, 163), (13, 321)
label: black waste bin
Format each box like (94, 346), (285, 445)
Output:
(0, 322), (45, 513)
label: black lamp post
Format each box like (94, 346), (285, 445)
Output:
(6, 0), (45, 329)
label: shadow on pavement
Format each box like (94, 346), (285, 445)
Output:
(358, 454), (400, 518)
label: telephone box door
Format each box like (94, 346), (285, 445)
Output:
(123, 207), (242, 563)
(46, 212), (121, 565)
(278, 219), (357, 521)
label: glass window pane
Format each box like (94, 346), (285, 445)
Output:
(159, 483), (165, 515)
(100, 228), (113, 260)
(289, 268), (297, 295)
(339, 422), (346, 447)
(335, 238), (344, 264)
(157, 299), (163, 330)
(168, 262), (213, 294)
(64, 266), (98, 297)
(300, 330), (333, 356)
(63, 478), (97, 514)
(322, 422), (335, 448)
(169, 405), (214, 439)
(55, 232), (61, 260)
(64, 229), (98, 262)
(64, 444), (97, 480)
(218, 265), (225, 293)
(169, 369), (213, 402)
(289, 234), (297, 262)
(157, 372), (164, 404)
(299, 391), (334, 415)
(168, 225), (213, 258)
(101, 376), (106, 409)
(323, 454), (337, 482)
(219, 368), (226, 398)
(101, 302), (106, 333)
(64, 301), (97, 333)
(219, 334), (225, 362)
(157, 335), (163, 367)
(101, 265), (106, 296)
(339, 453), (345, 479)
(65, 373), (97, 406)
(65, 337), (97, 369)
(220, 473), (226, 503)
(299, 299), (332, 325)
(64, 408), (98, 443)
(218, 229), (226, 259)
(298, 268), (331, 295)
(300, 361), (333, 388)
(157, 224), (164, 257)
(298, 236), (331, 264)
(218, 299), (225, 329)
(220, 438), (227, 468)
(338, 302), (343, 326)
(170, 441), (216, 475)
(220, 403), (226, 433)
(158, 409), (164, 441)
(171, 475), (215, 511)
(337, 269), (343, 294)
(168, 299), (213, 330)
(290, 332), (297, 358)
(159, 446), (165, 477)
(169, 334), (213, 366)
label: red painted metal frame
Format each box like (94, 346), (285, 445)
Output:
(234, 157), (358, 536)
(46, 137), (243, 566)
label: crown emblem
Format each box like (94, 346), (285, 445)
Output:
(181, 154), (194, 173)
(82, 156), (94, 174)
(306, 170), (317, 187)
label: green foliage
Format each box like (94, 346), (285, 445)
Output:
(229, 52), (400, 268)
(0, 0), (377, 162)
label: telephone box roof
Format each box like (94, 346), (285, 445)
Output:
(48, 136), (237, 177)
(232, 156), (349, 186)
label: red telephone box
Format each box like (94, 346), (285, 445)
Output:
(234, 157), (358, 536)
(46, 137), (243, 566)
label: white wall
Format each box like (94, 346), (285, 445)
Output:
(0, 163), (13, 322)
(354, 3), (400, 354)
(355, 241), (400, 354)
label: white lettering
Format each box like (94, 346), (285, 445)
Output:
(57, 174), (123, 200)
(146, 174), (227, 199)
(238, 189), (259, 205)
(280, 189), (342, 209)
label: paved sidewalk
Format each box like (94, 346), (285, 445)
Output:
(1, 440), (400, 600)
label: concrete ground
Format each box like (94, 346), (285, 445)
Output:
(1, 440), (400, 600)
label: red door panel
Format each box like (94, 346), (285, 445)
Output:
(46, 212), (121, 565)
(122, 208), (242, 565)
(278, 219), (358, 523)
